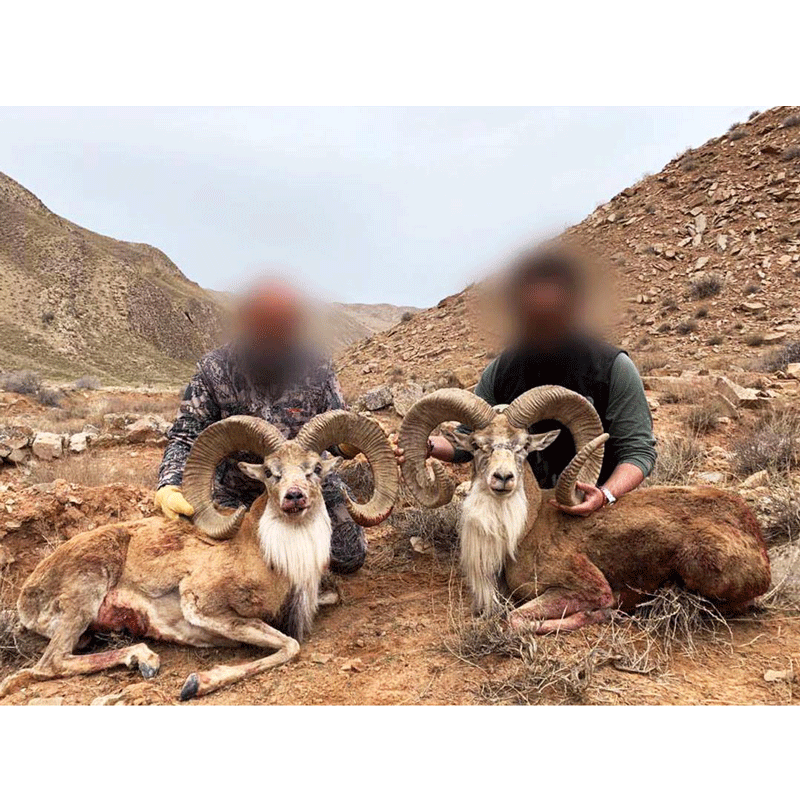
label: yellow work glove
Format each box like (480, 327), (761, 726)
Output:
(154, 486), (195, 521)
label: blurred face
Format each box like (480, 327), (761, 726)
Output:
(237, 280), (307, 371)
(516, 279), (579, 345)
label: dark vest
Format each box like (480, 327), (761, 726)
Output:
(491, 336), (623, 487)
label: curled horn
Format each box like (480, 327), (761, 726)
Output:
(296, 410), (399, 526)
(397, 389), (497, 508)
(504, 385), (607, 507)
(182, 416), (285, 539)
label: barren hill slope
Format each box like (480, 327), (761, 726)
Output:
(0, 171), (420, 384)
(338, 106), (800, 395)
(0, 171), (229, 384)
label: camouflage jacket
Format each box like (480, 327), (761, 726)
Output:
(158, 343), (347, 507)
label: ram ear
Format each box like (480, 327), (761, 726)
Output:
(525, 429), (561, 453)
(238, 461), (268, 483)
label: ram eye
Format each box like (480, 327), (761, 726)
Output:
(263, 467), (274, 479)
(313, 463), (323, 475)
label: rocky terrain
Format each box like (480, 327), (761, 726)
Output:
(337, 106), (800, 394)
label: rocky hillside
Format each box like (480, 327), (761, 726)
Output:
(0, 171), (229, 384)
(337, 106), (800, 395)
(0, 171), (419, 385)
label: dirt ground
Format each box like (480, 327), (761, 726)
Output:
(1, 392), (800, 706)
(1, 492), (799, 707)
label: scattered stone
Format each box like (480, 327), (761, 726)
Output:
(392, 381), (424, 417)
(310, 653), (333, 665)
(68, 432), (89, 453)
(125, 415), (169, 444)
(697, 471), (725, 484)
(32, 431), (63, 461)
(340, 658), (364, 673)
(361, 385), (393, 411)
(786, 363), (800, 380)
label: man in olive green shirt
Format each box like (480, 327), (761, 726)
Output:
(424, 246), (656, 517)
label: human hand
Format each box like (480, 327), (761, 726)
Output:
(548, 482), (606, 517)
(154, 486), (195, 521)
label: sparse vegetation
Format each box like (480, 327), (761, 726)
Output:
(748, 110), (760, 120)
(744, 283), (761, 295)
(685, 401), (725, 435)
(745, 333), (765, 347)
(728, 126), (747, 141)
(732, 410), (800, 475)
(1, 370), (42, 395)
(759, 340), (800, 372)
(634, 352), (668, 375)
(75, 375), (101, 390)
(781, 114), (800, 129)
(675, 319), (698, 336)
(649, 436), (702, 485)
(690, 273), (724, 300)
(782, 146), (800, 162)
(694, 306), (709, 319)
(707, 334), (724, 346)
(400, 311), (414, 323)
(36, 387), (63, 408)
(394, 504), (461, 553)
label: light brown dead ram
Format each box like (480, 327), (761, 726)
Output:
(398, 386), (770, 631)
(0, 411), (398, 701)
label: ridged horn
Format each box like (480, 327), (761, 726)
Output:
(296, 410), (399, 526)
(182, 416), (285, 539)
(504, 385), (606, 507)
(398, 389), (497, 508)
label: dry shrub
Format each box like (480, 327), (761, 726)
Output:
(456, 587), (728, 705)
(74, 375), (101, 390)
(649, 436), (702, 485)
(728, 127), (747, 141)
(781, 114), (800, 129)
(675, 319), (699, 335)
(1, 370), (42, 395)
(0, 608), (42, 671)
(394, 503), (461, 553)
(400, 311), (414, 323)
(745, 333), (765, 347)
(783, 146), (800, 162)
(744, 283), (761, 295)
(732, 410), (800, 475)
(694, 306), (709, 319)
(685, 400), (726, 435)
(759, 340), (800, 372)
(707, 335), (724, 346)
(759, 481), (800, 544)
(634, 352), (668, 374)
(690, 273), (724, 300)
(36, 387), (63, 408)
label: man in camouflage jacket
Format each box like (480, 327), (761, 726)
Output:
(156, 283), (366, 574)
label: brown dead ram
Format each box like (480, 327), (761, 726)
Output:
(398, 386), (770, 631)
(0, 411), (398, 701)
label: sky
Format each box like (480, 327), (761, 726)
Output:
(0, 106), (759, 308)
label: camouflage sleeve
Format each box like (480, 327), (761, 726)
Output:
(318, 359), (351, 458)
(157, 368), (222, 489)
(320, 360), (347, 413)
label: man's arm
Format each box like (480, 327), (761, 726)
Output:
(551, 353), (655, 516)
(157, 369), (222, 489)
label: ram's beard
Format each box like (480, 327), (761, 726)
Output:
(460, 484), (528, 615)
(258, 504), (332, 634)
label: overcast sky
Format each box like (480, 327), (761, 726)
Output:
(0, 106), (758, 307)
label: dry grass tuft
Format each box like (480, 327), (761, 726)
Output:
(685, 400), (726, 435)
(634, 352), (668, 375)
(0, 608), (42, 670)
(449, 577), (731, 705)
(759, 542), (800, 613)
(24, 450), (159, 488)
(394, 504), (461, 553)
(690, 273), (724, 300)
(732, 409), (800, 476)
(648, 436), (702, 485)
